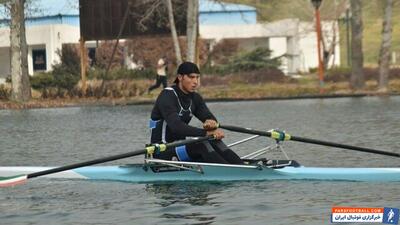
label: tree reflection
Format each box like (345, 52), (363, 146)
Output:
(146, 182), (231, 207)
(145, 182), (234, 225)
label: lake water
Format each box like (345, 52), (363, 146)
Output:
(1, 96), (399, 225)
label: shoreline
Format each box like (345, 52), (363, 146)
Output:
(2, 74), (400, 110)
(1, 92), (396, 110)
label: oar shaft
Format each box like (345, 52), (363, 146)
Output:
(28, 136), (212, 179)
(220, 124), (400, 158)
(290, 136), (400, 157)
(27, 149), (146, 179)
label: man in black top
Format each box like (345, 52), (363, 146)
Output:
(149, 61), (243, 164)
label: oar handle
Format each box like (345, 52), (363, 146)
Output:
(219, 125), (289, 141)
(28, 136), (213, 179)
(219, 125), (272, 137)
(220, 124), (400, 158)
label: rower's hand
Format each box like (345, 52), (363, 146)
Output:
(207, 129), (225, 140)
(203, 119), (218, 131)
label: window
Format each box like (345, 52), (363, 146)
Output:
(32, 49), (47, 71)
(88, 48), (96, 67)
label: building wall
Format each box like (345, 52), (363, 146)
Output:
(298, 21), (340, 72)
(200, 19), (340, 74)
(0, 24), (80, 76)
(235, 37), (269, 52)
(200, 19), (300, 41)
(269, 37), (288, 74)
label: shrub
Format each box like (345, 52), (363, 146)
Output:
(30, 45), (81, 97)
(0, 84), (11, 99)
(30, 72), (54, 90)
(206, 39), (239, 65)
(229, 48), (281, 71)
(207, 47), (282, 75)
(200, 68), (290, 86)
(325, 67), (351, 82)
(88, 67), (156, 80)
(325, 67), (400, 82)
(52, 45), (81, 95)
(233, 67), (289, 83)
(58, 44), (80, 75)
(390, 68), (400, 79)
(94, 41), (124, 70)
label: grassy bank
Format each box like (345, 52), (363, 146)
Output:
(1, 74), (399, 110)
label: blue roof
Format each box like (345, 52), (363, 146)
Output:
(200, 0), (256, 12)
(33, 0), (79, 16)
(0, 0), (256, 26)
(0, 0), (78, 19)
(1, 0), (255, 19)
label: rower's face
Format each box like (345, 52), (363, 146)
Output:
(178, 73), (200, 93)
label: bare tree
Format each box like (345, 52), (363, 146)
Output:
(121, 0), (185, 66)
(320, 21), (338, 70)
(378, 0), (393, 93)
(166, 0), (182, 65)
(350, 0), (364, 90)
(186, 0), (198, 63)
(9, 0), (31, 102)
(320, 0), (348, 70)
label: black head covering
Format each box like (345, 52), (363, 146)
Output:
(174, 62), (200, 83)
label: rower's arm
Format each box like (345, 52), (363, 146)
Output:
(193, 93), (217, 123)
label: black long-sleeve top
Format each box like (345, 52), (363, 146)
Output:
(150, 85), (216, 143)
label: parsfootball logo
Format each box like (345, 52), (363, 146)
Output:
(331, 207), (399, 224)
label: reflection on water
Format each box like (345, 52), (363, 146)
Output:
(145, 183), (230, 224)
(146, 183), (226, 207)
(162, 213), (214, 225)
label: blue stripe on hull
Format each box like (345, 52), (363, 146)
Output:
(73, 165), (400, 183)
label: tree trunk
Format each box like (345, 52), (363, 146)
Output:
(10, 0), (31, 102)
(378, 0), (393, 93)
(350, 0), (364, 90)
(19, 0), (31, 98)
(166, 0), (182, 65)
(186, 0), (198, 63)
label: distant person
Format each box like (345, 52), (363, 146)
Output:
(126, 54), (136, 70)
(148, 57), (168, 93)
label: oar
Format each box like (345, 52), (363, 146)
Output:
(219, 124), (400, 158)
(0, 136), (213, 187)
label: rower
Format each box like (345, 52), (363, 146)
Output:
(148, 62), (243, 164)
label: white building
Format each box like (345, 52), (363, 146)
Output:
(201, 19), (340, 74)
(0, 0), (340, 83)
(0, 22), (80, 79)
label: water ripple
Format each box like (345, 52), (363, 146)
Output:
(1, 96), (400, 224)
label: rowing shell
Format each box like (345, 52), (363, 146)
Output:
(1, 159), (400, 183)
